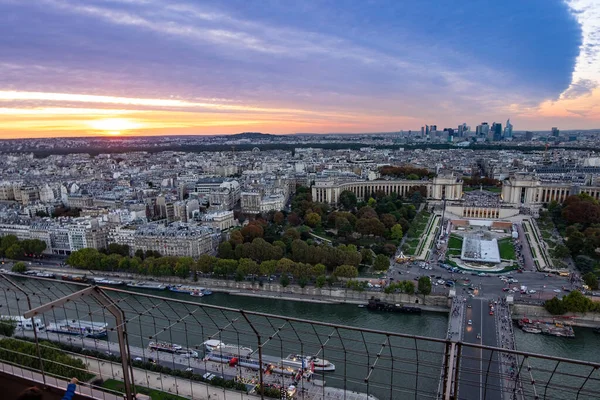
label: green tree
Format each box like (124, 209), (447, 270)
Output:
(418, 276), (432, 295)
(0, 319), (16, 337)
(0, 235), (18, 257)
(332, 265), (359, 279)
(259, 260), (278, 276)
(197, 254), (217, 274)
(402, 280), (416, 294)
(544, 297), (567, 315)
(280, 274), (290, 287)
(174, 257), (194, 279)
(361, 248), (374, 265)
(390, 224), (404, 241)
(107, 243), (130, 257)
(218, 241), (235, 259)
(238, 258), (259, 277)
(373, 254), (389, 271)
(583, 272), (599, 290)
(552, 244), (570, 259)
(11, 261), (27, 273)
(339, 190), (358, 210)
(315, 275), (327, 288)
(5, 243), (23, 260)
(101, 253), (122, 271)
(311, 263), (326, 277)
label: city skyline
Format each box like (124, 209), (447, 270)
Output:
(0, 0), (599, 138)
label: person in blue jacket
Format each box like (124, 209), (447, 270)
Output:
(16, 378), (78, 400)
(61, 378), (78, 400)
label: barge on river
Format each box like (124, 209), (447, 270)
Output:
(518, 318), (575, 338)
(366, 297), (422, 314)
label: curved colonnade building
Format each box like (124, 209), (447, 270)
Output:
(313, 171), (600, 219)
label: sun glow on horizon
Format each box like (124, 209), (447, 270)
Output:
(87, 118), (144, 134)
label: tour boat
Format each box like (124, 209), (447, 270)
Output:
(202, 340), (253, 357)
(1, 315), (45, 331)
(93, 278), (124, 286)
(46, 319), (108, 338)
(169, 285), (204, 294)
(282, 354), (336, 372)
(190, 290), (204, 297)
(521, 326), (542, 334)
(149, 341), (183, 353)
(126, 281), (166, 290)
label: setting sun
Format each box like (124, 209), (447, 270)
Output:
(87, 118), (144, 134)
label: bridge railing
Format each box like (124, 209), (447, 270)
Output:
(0, 274), (598, 400)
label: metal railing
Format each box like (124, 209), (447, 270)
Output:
(0, 274), (598, 400)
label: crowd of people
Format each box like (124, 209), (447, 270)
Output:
(495, 299), (524, 399)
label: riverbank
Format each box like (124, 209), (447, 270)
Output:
(22, 265), (452, 312)
(510, 303), (600, 328)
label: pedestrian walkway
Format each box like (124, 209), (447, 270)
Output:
(494, 299), (524, 400)
(447, 296), (466, 341)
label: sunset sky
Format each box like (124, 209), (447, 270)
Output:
(0, 0), (599, 138)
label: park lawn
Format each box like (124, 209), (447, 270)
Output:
(498, 238), (516, 260)
(448, 234), (463, 250)
(103, 379), (188, 400)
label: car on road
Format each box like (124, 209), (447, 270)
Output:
(489, 311), (494, 315)
(529, 290), (536, 294)
(203, 372), (216, 381)
(476, 333), (481, 339)
(185, 368), (194, 372)
(553, 289), (561, 293)
(502, 287), (510, 292)
(134, 357), (142, 362)
(467, 304), (472, 308)
(467, 319), (473, 325)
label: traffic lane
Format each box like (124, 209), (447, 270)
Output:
(481, 302), (502, 400)
(458, 299), (502, 400)
(458, 299), (483, 400)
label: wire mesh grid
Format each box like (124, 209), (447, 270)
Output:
(1, 274), (599, 400)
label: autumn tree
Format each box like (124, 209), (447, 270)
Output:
(305, 212), (322, 228)
(241, 223), (264, 242)
(273, 211), (285, 225)
(230, 230), (244, 246)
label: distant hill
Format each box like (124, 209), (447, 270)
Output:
(228, 132), (279, 139)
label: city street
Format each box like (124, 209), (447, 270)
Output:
(457, 298), (502, 400)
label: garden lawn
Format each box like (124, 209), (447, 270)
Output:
(498, 238), (516, 260)
(448, 235), (463, 250)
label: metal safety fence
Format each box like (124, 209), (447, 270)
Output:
(0, 274), (598, 400)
